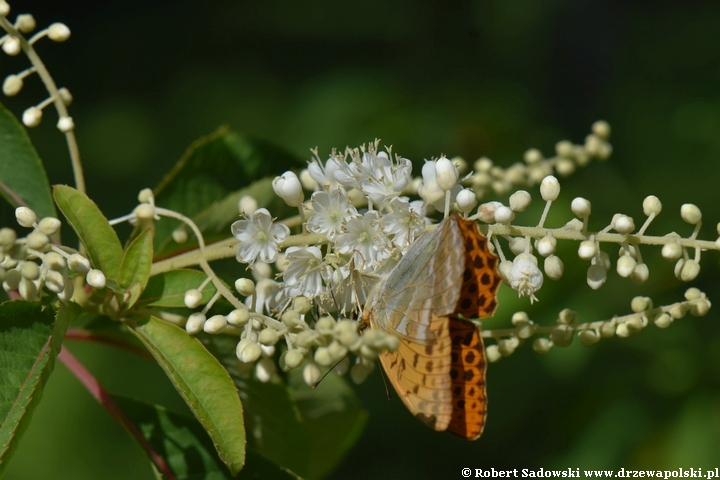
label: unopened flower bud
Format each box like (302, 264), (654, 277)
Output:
(43, 251), (66, 271)
(203, 315), (228, 334)
(57, 116), (75, 133)
(68, 253), (90, 273)
(238, 195), (258, 216)
(38, 217), (61, 235)
(185, 312), (206, 335)
(540, 175), (560, 202)
(456, 188), (477, 213)
(86, 269), (106, 288)
(47, 23), (71, 42)
(509, 190), (531, 212)
(184, 289), (203, 309)
(235, 278), (255, 296)
(2, 36), (20, 55)
(435, 157), (459, 191)
(616, 255), (637, 278)
(272, 171), (304, 207)
(494, 205), (514, 224)
(532, 337), (552, 354)
(571, 197), (591, 218)
(578, 240), (598, 260)
(240, 342), (262, 364)
(22, 107), (42, 127)
(2, 74), (23, 96)
(283, 350), (305, 370)
(303, 362), (322, 386)
(586, 264), (607, 290)
(26, 231), (49, 250)
(226, 307), (250, 327)
(680, 204), (702, 225)
(643, 195), (662, 216)
(258, 328), (279, 346)
(15, 206), (37, 228)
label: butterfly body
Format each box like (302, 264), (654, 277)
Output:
(363, 214), (500, 440)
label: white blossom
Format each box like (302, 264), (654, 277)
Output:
(306, 188), (357, 240)
(379, 198), (427, 251)
(232, 208), (290, 264)
(335, 211), (390, 272)
(282, 246), (325, 298)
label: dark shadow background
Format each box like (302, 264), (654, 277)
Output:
(3, 1), (720, 479)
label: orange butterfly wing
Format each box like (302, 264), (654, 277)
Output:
(366, 214), (500, 439)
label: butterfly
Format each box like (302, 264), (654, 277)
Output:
(362, 213), (501, 439)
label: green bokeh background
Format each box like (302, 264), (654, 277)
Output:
(3, 0), (720, 478)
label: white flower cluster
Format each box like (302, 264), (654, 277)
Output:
(0, 3), (74, 131)
(176, 125), (613, 386)
(1, 206), (104, 301)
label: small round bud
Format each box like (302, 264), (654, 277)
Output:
(571, 197), (592, 218)
(281, 310), (302, 327)
(16, 14), (36, 33)
(18, 277), (37, 301)
(578, 240), (598, 260)
(631, 296), (652, 313)
(508, 237), (527, 256)
(57, 116), (75, 133)
(653, 313), (673, 328)
(184, 289), (203, 309)
(599, 322), (615, 338)
(172, 228), (188, 244)
(494, 205), (514, 224)
(203, 315), (228, 334)
(680, 204), (702, 225)
(497, 337), (519, 356)
(476, 201), (501, 224)
(524, 148), (543, 164)
(532, 337), (552, 354)
(240, 342), (262, 364)
(544, 255), (564, 280)
(3, 269), (21, 291)
(536, 235), (556, 257)
(0, 227), (17, 247)
(238, 195), (258, 216)
(86, 269), (106, 288)
(299, 169), (319, 191)
(626, 316), (643, 333)
(292, 296), (312, 314)
(591, 120), (611, 140)
(3, 74), (23, 96)
(58, 276), (74, 301)
(136, 188), (153, 203)
(642, 195), (662, 216)
(587, 264), (607, 290)
(26, 231), (49, 250)
(456, 188), (477, 213)
(661, 242), (682, 260)
(555, 140), (574, 158)
(43, 251), (66, 271)
(435, 157), (459, 191)
(258, 328), (279, 346)
(185, 312), (206, 335)
(614, 215), (635, 234)
(134, 204), (155, 221)
(314, 346), (333, 366)
(283, 350), (305, 371)
(68, 253), (91, 273)
(689, 298), (710, 317)
(15, 206), (37, 228)
(615, 323), (630, 338)
(48, 23), (71, 42)
(252, 262), (272, 280)
(0, 1), (9, 16)
(631, 263), (649, 285)
(578, 330), (599, 346)
(303, 362), (322, 386)
(684, 287), (702, 301)
(235, 278), (255, 296)
(45, 270), (65, 293)
(485, 345), (501, 363)
(20, 261), (39, 280)
(58, 87), (73, 106)
(511, 311), (529, 326)
(22, 107), (42, 127)
(509, 190), (531, 212)
(226, 308), (250, 327)
(616, 255), (637, 278)
(474, 157), (493, 172)
(556, 158), (576, 177)
(272, 171), (304, 207)
(669, 303), (688, 319)
(558, 309), (577, 325)
(540, 175), (560, 202)
(38, 217), (61, 235)
(2, 36), (20, 55)
(327, 341), (348, 361)
(498, 260), (513, 284)
(314, 316), (335, 336)
(675, 259), (700, 282)
(255, 358), (276, 383)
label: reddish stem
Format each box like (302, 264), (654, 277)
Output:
(64, 328), (154, 361)
(58, 346), (177, 480)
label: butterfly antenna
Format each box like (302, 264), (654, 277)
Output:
(312, 356), (349, 389)
(378, 363), (393, 400)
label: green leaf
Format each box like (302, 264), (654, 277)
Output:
(53, 185), (124, 281)
(0, 103), (56, 220)
(127, 316), (246, 475)
(117, 229), (154, 309)
(152, 128), (304, 258)
(0, 301), (77, 475)
(112, 396), (299, 479)
(288, 369), (368, 480)
(137, 269), (217, 308)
